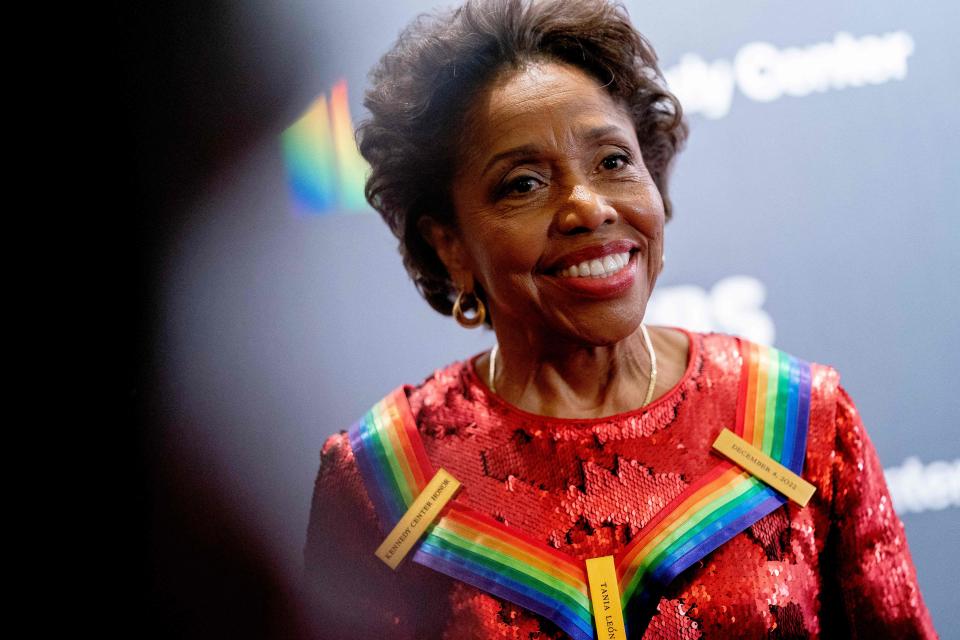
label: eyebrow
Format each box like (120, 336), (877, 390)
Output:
(579, 124), (621, 140)
(481, 144), (540, 178)
(480, 125), (626, 177)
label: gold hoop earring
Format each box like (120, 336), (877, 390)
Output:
(453, 290), (486, 328)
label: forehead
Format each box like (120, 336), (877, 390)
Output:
(460, 61), (636, 164)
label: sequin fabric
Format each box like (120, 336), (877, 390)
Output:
(304, 332), (937, 639)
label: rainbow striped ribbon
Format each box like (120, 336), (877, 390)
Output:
(349, 339), (813, 639)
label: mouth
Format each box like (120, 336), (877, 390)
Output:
(544, 239), (640, 278)
(554, 250), (633, 279)
(540, 241), (641, 299)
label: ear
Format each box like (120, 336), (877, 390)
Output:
(418, 216), (475, 291)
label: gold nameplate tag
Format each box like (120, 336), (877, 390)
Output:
(585, 555), (627, 640)
(374, 468), (462, 570)
(712, 428), (816, 507)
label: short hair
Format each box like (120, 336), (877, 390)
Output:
(358, 0), (688, 319)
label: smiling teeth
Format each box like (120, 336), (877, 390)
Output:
(557, 252), (631, 278)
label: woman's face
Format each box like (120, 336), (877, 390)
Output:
(436, 61), (665, 346)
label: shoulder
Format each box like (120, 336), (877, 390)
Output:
(690, 330), (846, 445)
(323, 356), (480, 456)
(401, 356), (483, 423)
(319, 429), (352, 470)
(312, 430), (369, 509)
(692, 330), (842, 395)
(306, 429), (383, 570)
(316, 357), (482, 476)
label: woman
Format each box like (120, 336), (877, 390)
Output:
(304, 1), (937, 638)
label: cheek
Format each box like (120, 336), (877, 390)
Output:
(635, 211), (665, 240)
(622, 207), (665, 246)
(467, 222), (545, 292)
(622, 185), (666, 243)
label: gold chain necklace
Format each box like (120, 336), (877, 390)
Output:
(488, 324), (658, 406)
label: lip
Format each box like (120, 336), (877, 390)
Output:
(539, 249), (639, 299)
(542, 239), (639, 273)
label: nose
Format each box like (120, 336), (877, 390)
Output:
(554, 183), (618, 234)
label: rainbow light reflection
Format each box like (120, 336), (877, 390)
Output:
(282, 80), (369, 215)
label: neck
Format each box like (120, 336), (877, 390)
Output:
(489, 325), (657, 419)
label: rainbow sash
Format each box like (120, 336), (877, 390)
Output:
(349, 339), (813, 639)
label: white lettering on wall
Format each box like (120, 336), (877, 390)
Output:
(645, 275), (775, 345)
(885, 457), (960, 515)
(664, 31), (915, 119)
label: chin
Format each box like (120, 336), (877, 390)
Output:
(557, 302), (647, 346)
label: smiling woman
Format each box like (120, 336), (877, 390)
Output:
(422, 61), (674, 410)
(303, 1), (937, 638)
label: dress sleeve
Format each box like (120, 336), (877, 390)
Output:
(822, 385), (938, 638)
(302, 431), (451, 639)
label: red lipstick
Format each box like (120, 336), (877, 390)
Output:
(540, 245), (640, 299)
(544, 239), (639, 273)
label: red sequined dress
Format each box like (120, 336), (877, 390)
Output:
(304, 331), (937, 638)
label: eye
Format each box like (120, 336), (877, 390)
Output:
(511, 176), (539, 193)
(599, 153), (630, 171)
(498, 174), (544, 198)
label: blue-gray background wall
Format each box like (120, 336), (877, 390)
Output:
(154, 0), (958, 632)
